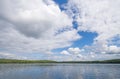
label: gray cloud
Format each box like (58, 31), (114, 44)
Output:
(0, 0), (73, 38)
(0, 0), (81, 55)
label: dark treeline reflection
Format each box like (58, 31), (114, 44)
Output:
(0, 64), (120, 79)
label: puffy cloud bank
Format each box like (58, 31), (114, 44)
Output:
(0, 0), (119, 60)
(64, 0), (120, 54)
(0, 0), (80, 54)
(60, 0), (120, 60)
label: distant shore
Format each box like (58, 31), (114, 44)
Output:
(0, 59), (120, 64)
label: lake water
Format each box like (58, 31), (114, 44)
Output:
(0, 64), (120, 79)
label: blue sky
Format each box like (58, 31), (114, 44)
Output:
(0, 0), (119, 61)
(72, 32), (98, 47)
(54, 0), (68, 5)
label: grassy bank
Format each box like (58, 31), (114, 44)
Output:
(0, 59), (120, 64)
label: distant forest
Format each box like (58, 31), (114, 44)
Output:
(0, 59), (120, 64)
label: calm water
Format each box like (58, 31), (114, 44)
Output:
(0, 64), (120, 79)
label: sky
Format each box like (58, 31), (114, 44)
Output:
(0, 0), (120, 61)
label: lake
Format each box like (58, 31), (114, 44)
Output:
(0, 64), (120, 79)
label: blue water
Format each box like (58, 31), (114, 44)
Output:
(0, 64), (120, 79)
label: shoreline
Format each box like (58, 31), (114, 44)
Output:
(0, 59), (120, 64)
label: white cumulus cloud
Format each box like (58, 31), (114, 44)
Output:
(65, 0), (120, 55)
(0, 0), (81, 56)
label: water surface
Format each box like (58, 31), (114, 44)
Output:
(0, 63), (120, 79)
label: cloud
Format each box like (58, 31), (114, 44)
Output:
(64, 0), (120, 54)
(76, 54), (83, 58)
(60, 45), (120, 61)
(0, 25), (80, 54)
(0, 0), (119, 60)
(104, 45), (120, 54)
(60, 50), (70, 55)
(0, 52), (27, 59)
(0, 0), (73, 38)
(61, 47), (81, 55)
(83, 42), (120, 55)
(67, 0), (120, 40)
(60, 47), (84, 57)
(68, 47), (81, 54)
(0, 0), (81, 54)
(61, 47), (83, 55)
